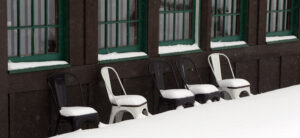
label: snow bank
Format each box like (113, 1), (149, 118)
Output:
(211, 41), (247, 48)
(159, 44), (200, 54)
(266, 35), (297, 42)
(52, 85), (300, 138)
(98, 52), (147, 61)
(8, 61), (68, 71)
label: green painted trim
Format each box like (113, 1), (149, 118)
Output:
(211, 44), (248, 50)
(159, 49), (202, 57)
(98, 46), (141, 54)
(159, 40), (194, 46)
(266, 38), (299, 44)
(99, 55), (149, 64)
(8, 64), (70, 74)
(266, 31), (293, 36)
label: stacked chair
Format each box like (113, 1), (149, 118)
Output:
(175, 57), (222, 103)
(47, 72), (99, 135)
(101, 67), (149, 124)
(208, 53), (252, 99)
(148, 60), (196, 113)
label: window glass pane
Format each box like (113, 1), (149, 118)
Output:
(34, 28), (45, 55)
(184, 12), (192, 39)
(129, 0), (138, 20)
(20, 29), (32, 56)
(119, 0), (128, 21)
(48, 28), (58, 53)
(48, 0), (57, 25)
(7, 0), (17, 27)
(8, 30), (18, 57)
(98, 24), (105, 49)
(34, 0), (45, 25)
(20, 0), (32, 26)
(129, 22), (138, 45)
(175, 12), (183, 40)
(118, 23), (128, 47)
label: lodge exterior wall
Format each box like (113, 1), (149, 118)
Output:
(0, 0), (300, 137)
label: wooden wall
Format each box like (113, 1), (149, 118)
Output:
(0, 0), (300, 137)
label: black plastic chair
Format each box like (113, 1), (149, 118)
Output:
(175, 57), (222, 103)
(47, 72), (99, 135)
(148, 60), (195, 113)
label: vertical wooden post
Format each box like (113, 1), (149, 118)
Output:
(69, 0), (85, 65)
(147, 0), (160, 57)
(0, 0), (9, 137)
(200, 0), (212, 51)
(84, 0), (99, 65)
(257, 0), (267, 45)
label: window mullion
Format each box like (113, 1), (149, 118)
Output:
(268, 0), (273, 32)
(116, 0), (119, 48)
(223, 0), (226, 37)
(31, 0), (35, 56)
(182, 0), (186, 39)
(275, 0), (279, 32)
(127, 0), (130, 46)
(173, 0), (177, 41)
(17, 0), (21, 57)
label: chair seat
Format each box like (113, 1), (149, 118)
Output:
(218, 78), (250, 88)
(60, 106), (98, 117)
(112, 95), (147, 106)
(160, 89), (194, 99)
(188, 84), (219, 94)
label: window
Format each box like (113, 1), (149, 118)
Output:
(159, 0), (196, 46)
(211, 0), (248, 42)
(98, 0), (147, 54)
(266, 0), (299, 36)
(7, 0), (68, 62)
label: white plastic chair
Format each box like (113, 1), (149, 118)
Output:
(101, 67), (149, 124)
(208, 53), (252, 99)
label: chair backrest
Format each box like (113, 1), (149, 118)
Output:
(208, 53), (235, 82)
(148, 60), (180, 91)
(101, 67), (127, 104)
(175, 57), (201, 86)
(47, 72), (84, 109)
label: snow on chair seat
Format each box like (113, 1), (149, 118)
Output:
(160, 89), (194, 99)
(187, 84), (219, 94)
(218, 78), (250, 88)
(60, 107), (98, 117)
(112, 95), (147, 107)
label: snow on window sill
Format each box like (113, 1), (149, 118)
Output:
(210, 41), (248, 50)
(98, 52), (149, 64)
(8, 61), (70, 74)
(159, 44), (201, 56)
(266, 35), (298, 44)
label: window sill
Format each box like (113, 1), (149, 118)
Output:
(8, 64), (70, 74)
(159, 49), (202, 57)
(99, 55), (149, 64)
(211, 44), (248, 51)
(266, 38), (299, 45)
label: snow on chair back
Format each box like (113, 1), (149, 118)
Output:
(208, 53), (235, 82)
(101, 67), (127, 105)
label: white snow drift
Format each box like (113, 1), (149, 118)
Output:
(52, 85), (300, 138)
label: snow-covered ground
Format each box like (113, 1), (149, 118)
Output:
(52, 85), (300, 138)
(8, 60), (68, 71)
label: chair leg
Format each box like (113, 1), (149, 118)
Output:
(54, 117), (61, 135)
(109, 106), (119, 124)
(115, 111), (124, 123)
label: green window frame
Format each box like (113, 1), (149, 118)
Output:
(7, 0), (68, 62)
(98, 0), (148, 54)
(159, 0), (196, 46)
(211, 0), (248, 42)
(266, 0), (299, 36)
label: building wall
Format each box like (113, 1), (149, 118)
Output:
(0, 0), (300, 137)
